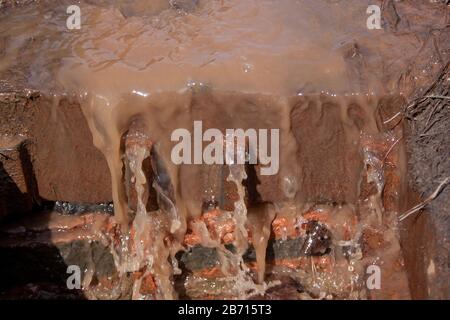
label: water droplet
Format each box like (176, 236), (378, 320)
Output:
(282, 176), (298, 199)
(243, 63), (253, 73)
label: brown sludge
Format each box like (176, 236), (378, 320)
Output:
(0, 0), (449, 299)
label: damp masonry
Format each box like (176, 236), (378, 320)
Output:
(0, 0), (448, 300)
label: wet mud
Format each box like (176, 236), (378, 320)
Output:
(0, 0), (448, 299)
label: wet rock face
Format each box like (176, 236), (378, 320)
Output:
(290, 101), (364, 204)
(0, 212), (116, 298)
(0, 137), (35, 222)
(0, 238), (116, 297)
(300, 221), (332, 256)
(0, 91), (113, 204)
(179, 245), (219, 271)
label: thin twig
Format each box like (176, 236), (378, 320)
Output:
(419, 131), (441, 138)
(384, 96), (428, 125)
(425, 95), (450, 100)
(398, 177), (450, 222)
(383, 111), (403, 125)
(0, 151), (12, 160)
(383, 137), (403, 167)
(425, 99), (442, 127)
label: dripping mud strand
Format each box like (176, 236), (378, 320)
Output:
(0, 0), (448, 299)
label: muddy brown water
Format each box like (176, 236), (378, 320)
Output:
(0, 0), (448, 299)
